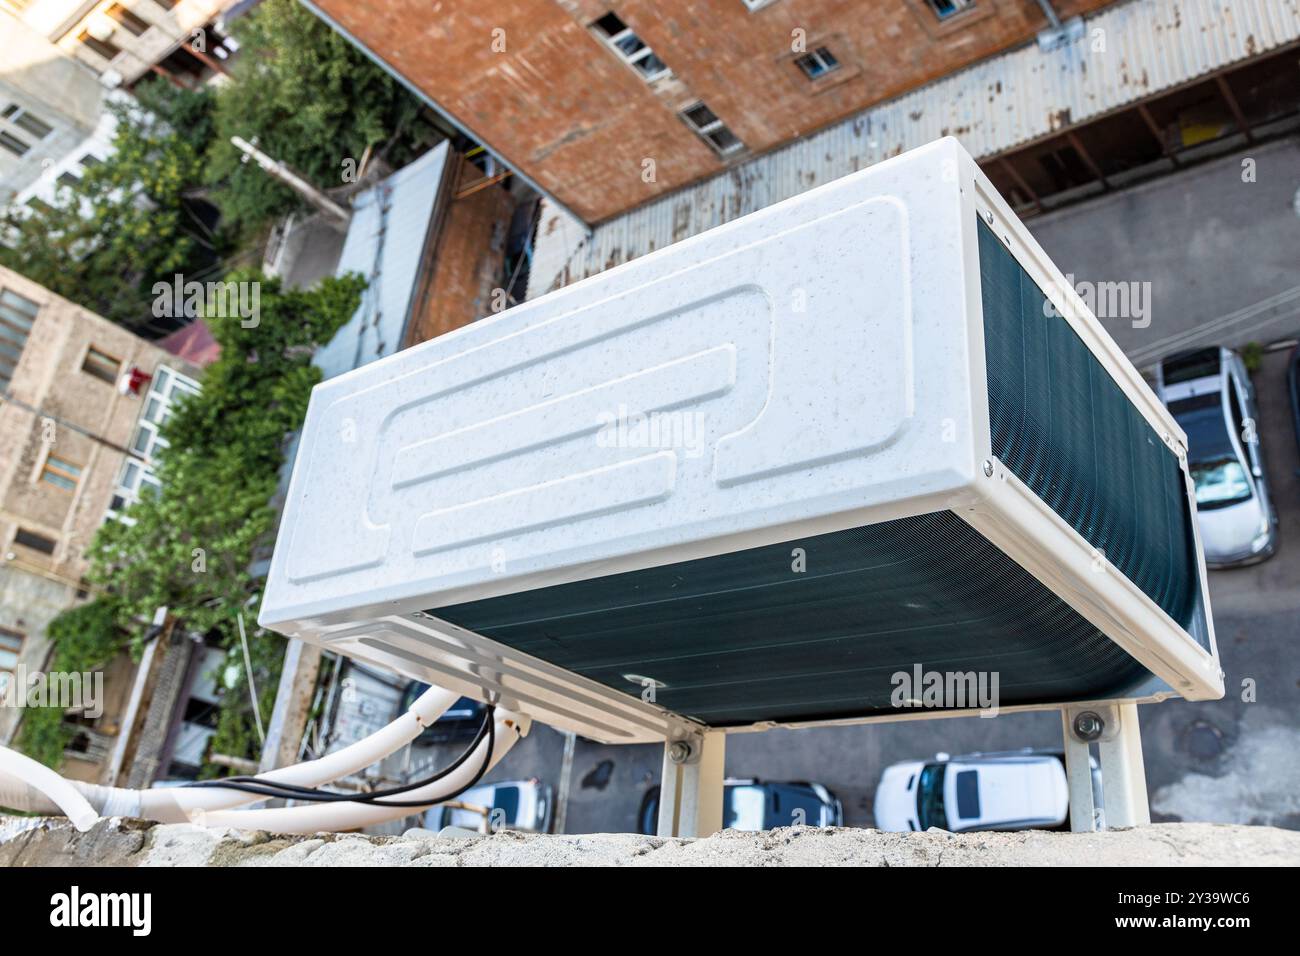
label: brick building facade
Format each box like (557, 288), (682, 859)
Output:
(307, 0), (1111, 223)
(0, 265), (200, 758)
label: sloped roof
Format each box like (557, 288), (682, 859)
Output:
(313, 142), (452, 381)
(156, 319), (220, 368)
(528, 0), (1300, 299)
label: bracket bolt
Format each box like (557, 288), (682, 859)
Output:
(667, 740), (693, 764)
(1073, 711), (1104, 742)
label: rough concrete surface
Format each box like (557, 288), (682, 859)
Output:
(2, 817), (1297, 866)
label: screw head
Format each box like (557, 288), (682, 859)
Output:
(982, 459), (994, 477)
(667, 740), (693, 764)
(1073, 711), (1104, 742)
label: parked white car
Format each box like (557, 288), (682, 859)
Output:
(873, 750), (1099, 833)
(424, 778), (554, 833)
(1154, 346), (1278, 567)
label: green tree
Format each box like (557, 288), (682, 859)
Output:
(0, 84), (221, 334)
(15, 597), (128, 769)
(74, 271), (364, 769)
(208, 0), (434, 238)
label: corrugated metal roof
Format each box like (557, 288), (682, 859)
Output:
(529, 0), (1300, 298)
(314, 142), (451, 380)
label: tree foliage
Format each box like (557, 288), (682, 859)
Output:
(0, 87), (219, 334)
(207, 0), (434, 238)
(81, 272), (364, 766)
(3, 0), (411, 773)
(0, 0), (432, 328)
(15, 597), (127, 769)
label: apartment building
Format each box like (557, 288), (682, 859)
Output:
(0, 5), (110, 203)
(0, 264), (200, 757)
(4, 0), (237, 86)
(0, 0), (239, 203)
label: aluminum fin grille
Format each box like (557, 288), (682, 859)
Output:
(430, 511), (1149, 727)
(978, 221), (1209, 649)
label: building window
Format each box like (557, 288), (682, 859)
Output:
(591, 12), (671, 82)
(105, 364), (199, 523)
(129, 423), (153, 456)
(926, 0), (974, 19)
(13, 528), (57, 555)
(0, 288), (39, 391)
(680, 102), (744, 157)
(78, 30), (122, 62)
(794, 47), (840, 80)
(106, 3), (151, 37)
(151, 0), (177, 8)
(79, 153), (102, 168)
(82, 346), (121, 385)
(57, 170), (82, 188)
(0, 627), (23, 698)
(2, 104), (53, 139)
(0, 130), (29, 157)
(41, 454), (83, 491)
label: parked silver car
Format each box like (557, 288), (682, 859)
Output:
(1155, 346), (1278, 568)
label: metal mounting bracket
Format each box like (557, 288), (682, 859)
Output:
(1062, 701), (1151, 832)
(655, 730), (725, 839)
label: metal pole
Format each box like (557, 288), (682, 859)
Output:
(553, 730), (576, 834)
(230, 136), (351, 226)
(258, 638), (324, 773)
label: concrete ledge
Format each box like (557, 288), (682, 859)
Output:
(2, 817), (1297, 866)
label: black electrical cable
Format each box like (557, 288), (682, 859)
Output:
(182, 707), (495, 807)
(362, 711), (496, 808)
(183, 704), (499, 807)
(203, 713), (491, 801)
(185, 705), (494, 804)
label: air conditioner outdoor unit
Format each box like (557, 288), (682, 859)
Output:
(259, 137), (1222, 753)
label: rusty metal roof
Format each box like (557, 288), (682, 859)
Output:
(529, 0), (1300, 298)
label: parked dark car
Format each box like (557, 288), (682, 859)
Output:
(638, 778), (843, 834)
(400, 681), (487, 743)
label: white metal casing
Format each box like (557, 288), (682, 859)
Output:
(260, 137), (1222, 745)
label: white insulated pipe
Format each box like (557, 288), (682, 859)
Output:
(0, 746), (99, 831)
(0, 684), (466, 830)
(192, 712), (527, 833)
